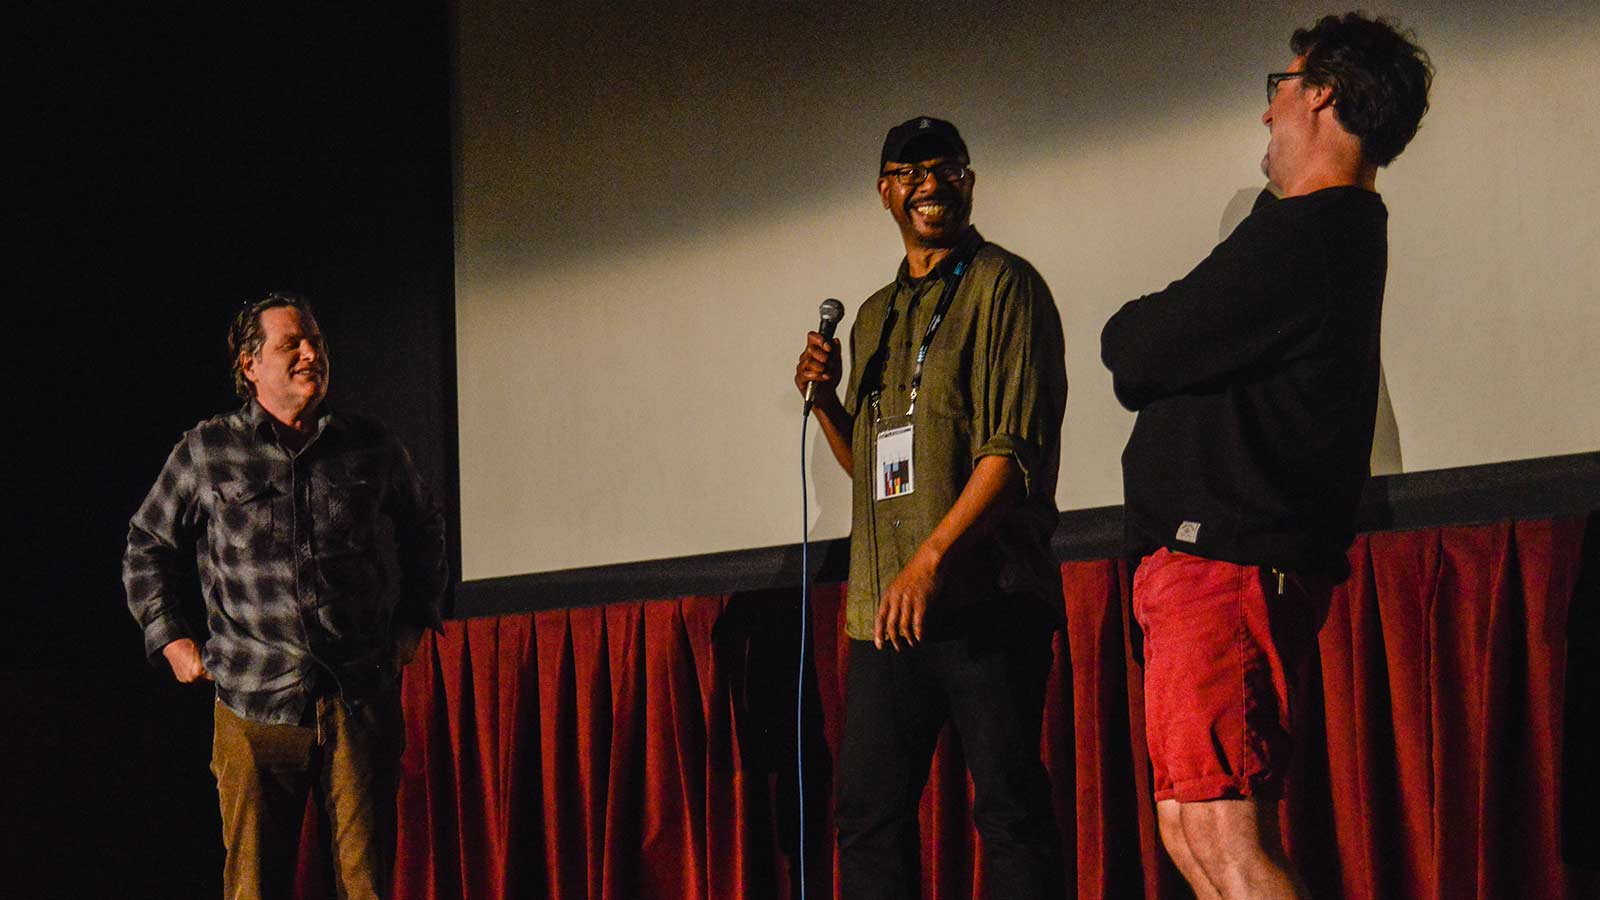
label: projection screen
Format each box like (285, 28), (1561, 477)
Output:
(453, 0), (1600, 580)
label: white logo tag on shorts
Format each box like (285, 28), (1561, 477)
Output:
(1175, 520), (1202, 543)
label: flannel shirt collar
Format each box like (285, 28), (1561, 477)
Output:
(241, 398), (338, 446)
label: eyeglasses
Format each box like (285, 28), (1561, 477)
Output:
(881, 162), (970, 187)
(1266, 71), (1306, 102)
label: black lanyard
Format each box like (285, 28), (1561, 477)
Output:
(863, 246), (980, 421)
(904, 256), (970, 415)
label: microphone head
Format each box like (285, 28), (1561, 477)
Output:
(817, 298), (845, 339)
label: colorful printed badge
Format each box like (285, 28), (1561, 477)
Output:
(875, 421), (914, 500)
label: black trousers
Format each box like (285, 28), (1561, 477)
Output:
(835, 613), (1063, 900)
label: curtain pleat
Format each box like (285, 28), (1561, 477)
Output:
(372, 517), (1594, 900)
(1059, 557), (1162, 899)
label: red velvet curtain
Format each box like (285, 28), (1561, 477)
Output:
(325, 517), (1593, 899)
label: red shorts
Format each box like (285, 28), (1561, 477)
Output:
(1133, 547), (1327, 803)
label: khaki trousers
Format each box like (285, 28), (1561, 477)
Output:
(211, 695), (403, 900)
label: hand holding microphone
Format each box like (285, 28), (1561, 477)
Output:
(796, 299), (845, 414)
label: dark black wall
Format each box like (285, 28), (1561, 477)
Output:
(9, 4), (454, 896)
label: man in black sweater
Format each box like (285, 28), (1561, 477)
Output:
(1101, 14), (1432, 900)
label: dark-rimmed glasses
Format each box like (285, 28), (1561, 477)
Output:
(1266, 71), (1306, 101)
(880, 162), (970, 187)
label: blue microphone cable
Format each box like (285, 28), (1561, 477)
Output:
(797, 407), (812, 900)
(797, 298), (841, 900)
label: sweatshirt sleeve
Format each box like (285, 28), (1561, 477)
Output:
(1100, 203), (1328, 411)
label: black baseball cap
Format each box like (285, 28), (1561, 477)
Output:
(880, 116), (969, 170)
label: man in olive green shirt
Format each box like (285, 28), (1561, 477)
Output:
(794, 116), (1067, 900)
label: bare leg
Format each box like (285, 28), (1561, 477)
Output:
(1178, 797), (1309, 900)
(1157, 799), (1222, 900)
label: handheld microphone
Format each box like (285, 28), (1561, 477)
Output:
(804, 298), (846, 414)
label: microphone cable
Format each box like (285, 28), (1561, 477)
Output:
(796, 296), (844, 896)
(797, 406), (812, 900)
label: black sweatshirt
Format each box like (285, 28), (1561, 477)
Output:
(1101, 186), (1388, 578)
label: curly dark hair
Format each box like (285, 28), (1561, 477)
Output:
(1291, 12), (1434, 167)
(228, 292), (319, 400)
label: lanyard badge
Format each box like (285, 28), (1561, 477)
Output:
(875, 413), (914, 500)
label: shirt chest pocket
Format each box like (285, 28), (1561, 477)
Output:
(212, 478), (282, 553)
(916, 338), (975, 421)
(315, 475), (383, 552)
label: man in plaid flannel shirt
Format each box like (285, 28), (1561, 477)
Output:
(123, 292), (447, 900)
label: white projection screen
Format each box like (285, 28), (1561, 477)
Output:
(453, 1), (1600, 581)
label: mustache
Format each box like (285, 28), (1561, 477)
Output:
(902, 188), (966, 217)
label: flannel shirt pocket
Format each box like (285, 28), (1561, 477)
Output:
(213, 478), (279, 554)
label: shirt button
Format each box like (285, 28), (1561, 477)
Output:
(892, 519), (901, 528)
(898, 384), (906, 390)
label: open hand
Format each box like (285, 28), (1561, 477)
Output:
(874, 548), (942, 650)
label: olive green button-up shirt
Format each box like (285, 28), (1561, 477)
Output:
(841, 229), (1068, 640)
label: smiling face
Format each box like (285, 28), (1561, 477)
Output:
(241, 305), (329, 424)
(878, 155), (975, 252)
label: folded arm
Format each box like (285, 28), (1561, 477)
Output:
(1101, 211), (1325, 410)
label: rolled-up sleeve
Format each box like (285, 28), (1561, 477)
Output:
(842, 316), (866, 420)
(975, 263), (1068, 499)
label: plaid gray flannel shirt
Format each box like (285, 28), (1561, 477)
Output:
(123, 401), (448, 725)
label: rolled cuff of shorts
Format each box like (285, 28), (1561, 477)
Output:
(1159, 771), (1285, 804)
(974, 433), (1041, 497)
(142, 612), (193, 665)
